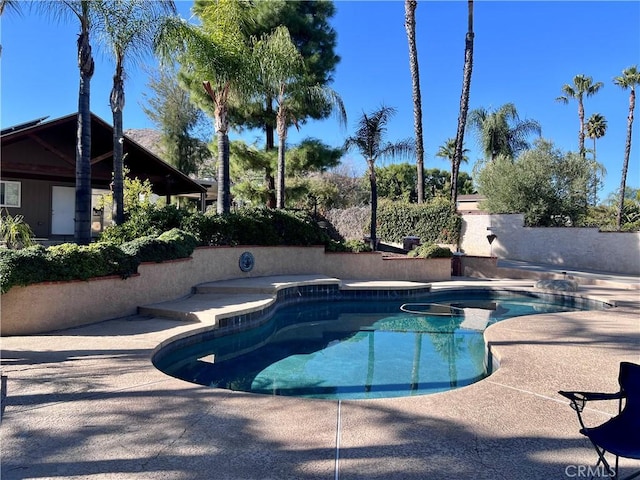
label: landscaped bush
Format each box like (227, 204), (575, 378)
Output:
(120, 229), (197, 263)
(325, 239), (372, 253)
(104, 205), (331, 248)
(100, 205), (190, 244)
(0, 243), (139, 294)
(376, 198), (462, 245)
(0, 207), (333, 293)
(407, 243), (453, 258)
(0, 245), (50, 293)
(182, 208), (330, 247)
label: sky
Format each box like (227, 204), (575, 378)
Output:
(1, 1), (639, 201)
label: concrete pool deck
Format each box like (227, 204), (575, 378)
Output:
(1, 268), (639, 479)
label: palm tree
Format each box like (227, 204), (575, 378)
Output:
(613, 65), (640, 230)
(468, 103), (541, 161)
(584, 114), (607, 206)
(344, 106), (414, 250)
(404, 0), (425, 204)
(451, 0), (474, 207)
(37, 1), (101, 244)
(436, 137), (468, 164)
(585, 113), (607, 163)
(253, 26), (346, 209)
(99, 0), (176, 225)
(0, 0), (20, 15)
(556, 74), (604, 158)
(157, 0), (254, 214)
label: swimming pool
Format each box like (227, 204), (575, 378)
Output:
(153, 290), (607, 400)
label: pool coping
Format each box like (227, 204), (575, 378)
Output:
(1, 273), (639, 479)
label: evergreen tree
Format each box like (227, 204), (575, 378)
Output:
(142, 65), (211, 176)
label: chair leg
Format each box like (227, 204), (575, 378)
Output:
(589, 443), (616, 479)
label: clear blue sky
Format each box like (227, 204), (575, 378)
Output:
(1, 1), (638, 201)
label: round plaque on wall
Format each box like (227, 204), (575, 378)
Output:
(239, 251), (255, 272)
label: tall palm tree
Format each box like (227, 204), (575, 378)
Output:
(556, 74), (604, 158)
(613, 65), (640, 230)
(157, 0), (254, 214)
(451, 0), (474, 207)
(404, 0), (425, 204)
(585, 113), (607, 206)
(344, 106), (414, 250)
(468, 103), (541, 161)
(253, 26), (346, 209)
(99, 0), (176, 225)
(37, 1), (101, 244)
(585, 113), (607, 163)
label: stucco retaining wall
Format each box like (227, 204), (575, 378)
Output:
(460, 213), (640, 275)
(1, 246), (450, 336)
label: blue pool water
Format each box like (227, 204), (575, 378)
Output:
(154, 291), (604, 400)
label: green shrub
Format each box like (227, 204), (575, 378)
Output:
(0, 245), (49, 293)
(0, 211), (35, 249)
(87, 242), (140, 278)
(121, 229), (198, 263)
(101, 205), (190, 244)
(47, 243), (100, 280)
(0, 243), (139, 294)
(324, 239), (372, 253)
(120, 235), (168, 263)
(407, 243), (453, 258)
(376, 198), (462, 245)
(157, 228), (198, 258)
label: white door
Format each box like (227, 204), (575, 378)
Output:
(51, 186), (75, 235)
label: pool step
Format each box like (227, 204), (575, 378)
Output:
(139, 275), (433, 324)
(195, 275), (342, 295)
(138, 293), (274, 324)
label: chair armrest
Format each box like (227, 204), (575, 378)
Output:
(559, 390), (624, 402)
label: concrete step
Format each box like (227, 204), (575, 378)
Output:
(139, 293), (274, 324)
(194, 274), (342, 294)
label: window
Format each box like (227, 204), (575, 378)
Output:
(0, 181), (21, 207)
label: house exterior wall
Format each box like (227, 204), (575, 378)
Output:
(460, 213), (640, 275)
(0, 246), (451, 336)
(1, 178), (66, 238)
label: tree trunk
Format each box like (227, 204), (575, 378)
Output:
(216, 131), (230, 214)
(265, 170), (276, 209)
(111, 68), (125, 225)
(451, 0), (474, 209)
(578, 97), (586, 158)
(276, 108), (287, 209)
(265, 97), (277, 208)
(75, 29), (94, 245)
(617, 88), (635, 230)
(405, 0), (425, 203)
(369, 160), (378, 251)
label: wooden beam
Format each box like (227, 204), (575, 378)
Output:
(91, 151), (113, 165)
(28, 134), (75, 166)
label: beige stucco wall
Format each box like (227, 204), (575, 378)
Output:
(460, 213), (640, 275)
(321, 254), (451, 281)
(0, 246), (451, 336)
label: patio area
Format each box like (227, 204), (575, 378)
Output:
(1, 271), (639, 479)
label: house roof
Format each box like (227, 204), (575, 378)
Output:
(1, 113), (206, 196)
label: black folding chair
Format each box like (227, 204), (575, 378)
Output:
(559, 362), (640, 480)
